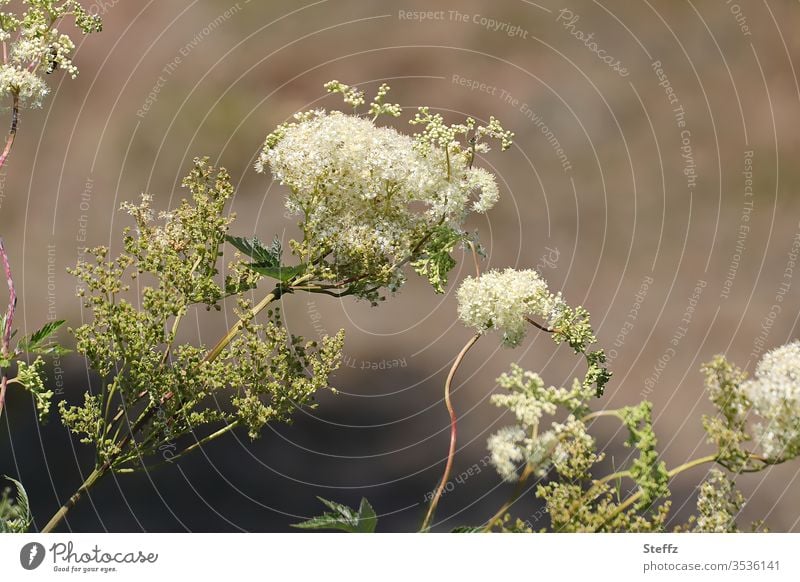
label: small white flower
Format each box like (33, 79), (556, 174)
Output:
(488, 425), (527, 482)
(0, 64), (49, 106)
(741, 340), (800, 460)
(487, 425), (556, 482)
(457, 268), (562, 347)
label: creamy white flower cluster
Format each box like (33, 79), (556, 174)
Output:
(0, 65), (47, 106)
(741, 340), (800, 460)
(255, 82), (508, 295)
(0, 1), (101, 107)
(487, 364), (594, 481)
(457, 268), (562, 347)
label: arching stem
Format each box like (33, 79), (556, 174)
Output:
(420, 333), (480, 532)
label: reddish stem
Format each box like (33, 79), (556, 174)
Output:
(0, 238), (15, 422)
(0, 374), (7, 419)
(0, 92), (19, 173)
(0, 238), (15, 357)
(421, 334), (480, 531)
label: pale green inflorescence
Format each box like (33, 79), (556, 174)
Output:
(485, 363), (670, 532)
(61, 159), (345, 469)
(0, 1), (102, 107)
(255, 81), (511, 299)
(486, 364), (593, 482)
(692, 468), (744, 533)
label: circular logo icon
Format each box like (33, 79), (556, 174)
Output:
(20, 542), (46, 570)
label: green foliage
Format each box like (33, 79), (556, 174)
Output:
(16, 320), (69, 357)
(0, 321), (66, 422)
(225, 235), (308, 283)
(293, 497), (377, 533)
(451, 525), (483, 533)
(686, 468), (743, 532)
(12, 357), (53, 421)
(701, 355), (753, 472)
(410, 226), (460, 293)
(0, 476), (32, 533)
(62, 158), (345, 472)
(486, 362), (669, 532)
(619, 402), (669, 511)
(550, 305), (612, 396)
(225, 235), (282, 268)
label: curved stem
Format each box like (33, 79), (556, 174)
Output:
(525, 316), (552, 334)
(420, 333), (480, 532)
(581, 409), (622, 424)
(41, 464), (107, 533)
(666, 454), (717, 478)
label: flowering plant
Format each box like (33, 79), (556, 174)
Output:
(1, 70), (800, 535)
(0, 0), (101, 532)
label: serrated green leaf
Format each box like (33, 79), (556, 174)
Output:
(0, 476), (32, 533)
(356, 497), (377, 532)
(249, 263), (306, 283)
(292, 496), (378, 533)
(451, 526), (482, 533)
(225, 235), (281, 267)
(17, 320), (67, 355)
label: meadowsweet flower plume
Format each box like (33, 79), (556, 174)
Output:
(254, 81), (512, 300)
(456, 268), (562, 347)
(740, 340), (800, 461)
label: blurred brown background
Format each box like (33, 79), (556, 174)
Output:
(2, 0), (800, 532)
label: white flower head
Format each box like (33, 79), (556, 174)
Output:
(487, 425), (556, 482)
(741, 340), (800, 460)
(256, 105), (503, 293)
(457, 268), (563, 347)
(0, 65), (48, 107)
(488, 425), (527, 482)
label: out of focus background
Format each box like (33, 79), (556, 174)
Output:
(2, 0), (800, 532)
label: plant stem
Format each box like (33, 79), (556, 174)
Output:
(0, 92), (19, 172)
(581, 409), (622, 424)
(125, 421), (241, 473)
(204, 286), (282, 363)
(466, 240), (481, 277)
(482, 463), (535, 532)
(420, 333), (480, 532)
(666, 454), (717, 478)
(1, 237), (15, 356)
(0, 374), (7, 420)
(596, 454), (720, 529)
(525, 316), (552, 334)
(41, 464), (108, 533)
(44, 282), (291, 531)
(0, 237), (15, 422)
(43, 272), (327, 531)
